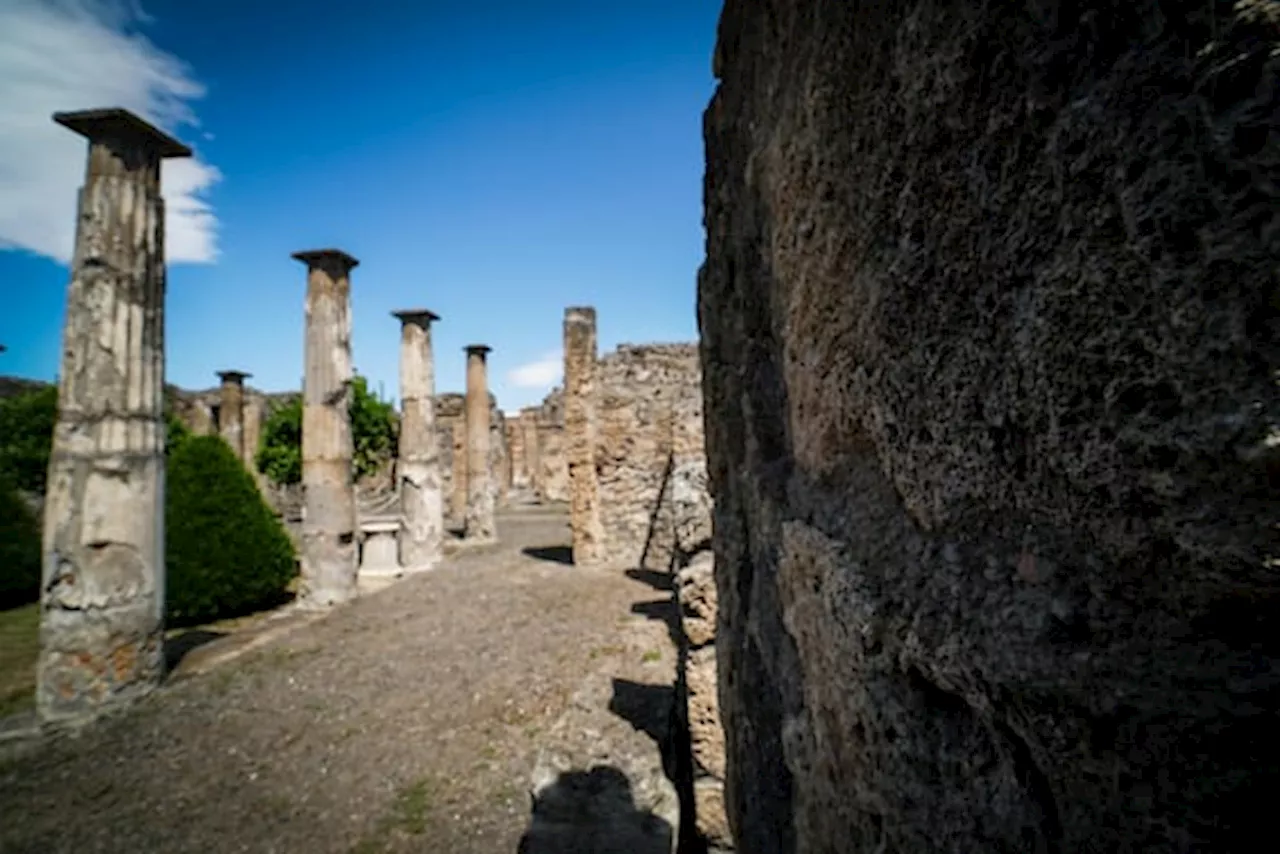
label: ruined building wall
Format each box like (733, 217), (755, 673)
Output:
(595, 343), (703, 571)
(536, 387), (569, 503)
(701, 2), (1279, 852)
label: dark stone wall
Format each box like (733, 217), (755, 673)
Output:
(700, 1), (1279, 851)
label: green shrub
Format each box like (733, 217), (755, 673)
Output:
(0, 385), (57, 494)
(166, 435), (297, 626)
(257, 398), (302, 485)
(256, 375), (397, 486)
(0, 476), (41, 610)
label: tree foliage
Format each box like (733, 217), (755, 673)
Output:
(0, 385), (57, 493)
(166, 435), (298, 626)
(255, 375), (397, 486)
(0, 475), (41, 610)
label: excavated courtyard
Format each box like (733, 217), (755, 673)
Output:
(0, 506), (684, 854)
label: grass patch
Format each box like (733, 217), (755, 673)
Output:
(0, 603), (38, 718)
(349, 777), (436, 852)
(642, 649), (662, 663)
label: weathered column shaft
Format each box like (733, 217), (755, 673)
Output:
(521, 408), (541, 499)
(507, 419), (526, 489)
(242, 396), (263, 477)
(464, 346), (496, 541)
(394, 310), (443, 570)
(38, 109), (191, 724)
(294, 249), (359, 607)
(564, 306), (605, 565)
(216, 370), (249, 462)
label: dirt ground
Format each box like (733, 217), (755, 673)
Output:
(0, 507), (681, 854)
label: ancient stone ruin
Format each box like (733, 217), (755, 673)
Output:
(701, 1), (1279, 851)
(37, 108), (191, 724)
(391, 309), (444, 572)
(293, 249), (360, 608)
(557, 307), (730, 849)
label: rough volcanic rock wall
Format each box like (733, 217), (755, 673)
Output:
(595, 344), (703, 571)
(700, 2), (1279, 852)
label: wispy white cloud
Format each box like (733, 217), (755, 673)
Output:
(0, 0), (221, 265)
(508, 350), (562, 389)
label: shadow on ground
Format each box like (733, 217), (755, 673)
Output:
(629, 598), (682, 649)
(164, 629), (228, 671)
(625, 569), (673, 592)
(517, 765), (674, 854)
(522, 545), (574, 565)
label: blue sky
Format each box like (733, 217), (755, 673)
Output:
(0, 0), (719, 410)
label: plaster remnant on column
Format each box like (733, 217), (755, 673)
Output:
(392, 309), (444, 571)
(293, 248), (359, 608)
(38, 107), (190, 725)
(564, 306), (605, 566)
(463, 345), (496, 543)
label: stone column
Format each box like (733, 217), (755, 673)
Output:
(38, 108), (190, 725)
(521, 408), (541, 500)
(293, 249), (359, 607)
(216, 369), (250, 462)
(564, 306), (605, 566)
(392, 309), (443, 571)
(242, 396), (263, 480)
(463, 345), (496, 542)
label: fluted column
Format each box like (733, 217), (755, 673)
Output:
(293, 248), (359, 607)
(463, 345), (496, 542)
(564, 306), (604, 566)
(216, 369), (250, 462)
(38, 108), (190, 725)
(392, 309), (443, 570)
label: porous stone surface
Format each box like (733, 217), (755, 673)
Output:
(37, 108), (188, 725)
(564, 307), (606, 566)
(295, 250), (359, 608)
(701, 2), (1280, 851)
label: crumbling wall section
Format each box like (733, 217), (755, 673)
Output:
(595, 343), (703, 571)
(536, 387), (569, 503)
(701, 2), (1280, 852)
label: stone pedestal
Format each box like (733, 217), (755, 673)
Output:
(216, 369), (250, 463)
(358, 520), (402, 578)
(392, 309), (443, 571)
(463, 345), (496, 542)
(293, 248), (359, 608)
(37, 108), (191, 725)
(564, 306), (604, 565)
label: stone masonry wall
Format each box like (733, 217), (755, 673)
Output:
(595, 343), (702, 572)
(701, 2), (1279, 852)
(535, 387), (569, 503)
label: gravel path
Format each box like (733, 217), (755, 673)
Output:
(0, 508), (679, 854)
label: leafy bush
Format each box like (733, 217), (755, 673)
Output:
(166, 435), (297, 626)
(0, 385), (57, 493)
(256, 375), (397, 486)
(0, 476), (41, 610)
(256, 398), (302, 485)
